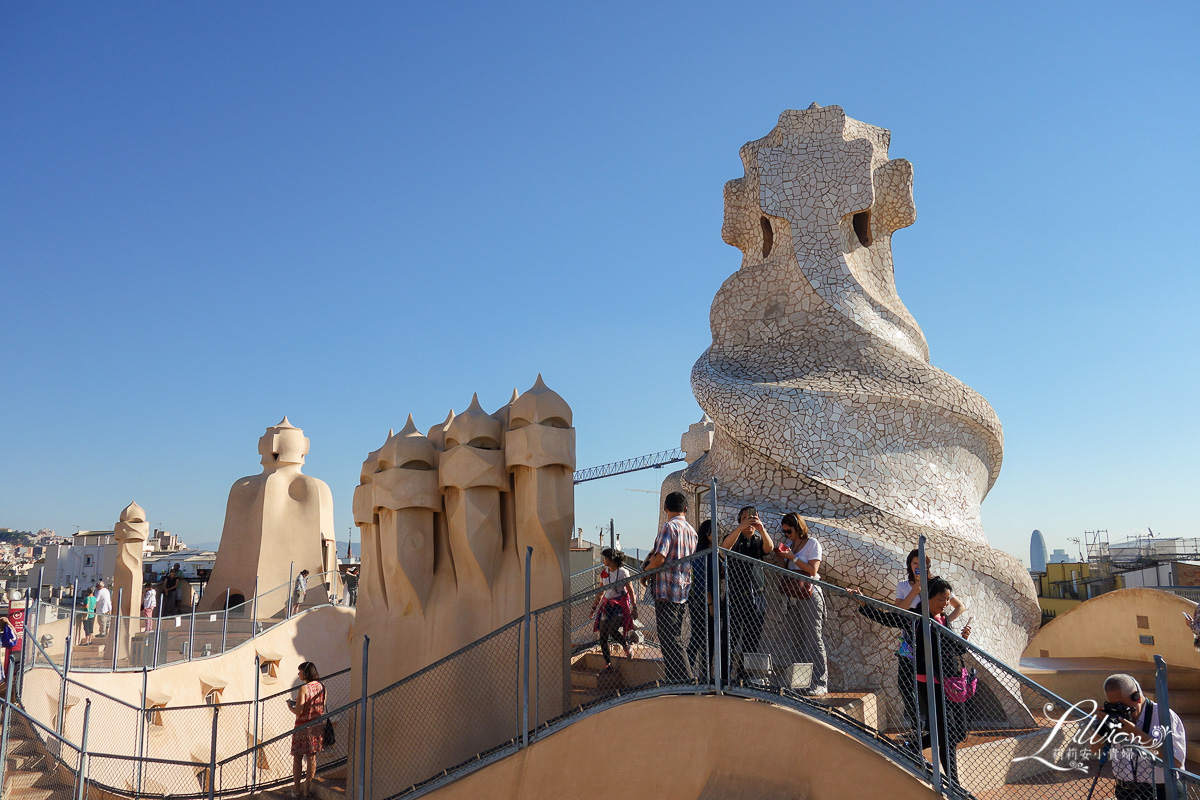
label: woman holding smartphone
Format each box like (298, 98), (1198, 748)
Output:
(895, 549), (964, 729)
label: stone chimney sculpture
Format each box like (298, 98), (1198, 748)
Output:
(666, 105), (1040, 726)
(200, 418), (334, 615)
(113, 501), (148, 620)
(351, 376), (575, 797)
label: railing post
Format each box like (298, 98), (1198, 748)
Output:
(357, 636), (369, 800)
(111, 588), (123, 671)
(251, 577), (259, 634)
(153, 591), (164, 668)
(1155, 655), (1181, 800)
(287, 562), (294, 619)
(522, 546), (532, 748)
(709, 477), (721, 694)
(137, 666), (147, 796)
(207, 704), (219, 800)
(917, 536), (942, 794)
(63, 632), (74, 676)
(74, 698), (91, 800)
(67, 579), (79, 652)
(57, 658), (68, 735)
(24, 571), (37, 678)
(220, 589), (230, 653)
(188, 597), (197, 661)
(251, 655), (261, 794)
(0, 657), (15, 790)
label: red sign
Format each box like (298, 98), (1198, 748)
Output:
(8, 607), (25, 651)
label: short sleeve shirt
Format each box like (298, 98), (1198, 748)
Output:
(787, 538), (822, 573)
(600, 567), (632, 600)
(651, 517), (698, 604)
(1110, 701), (1186, 785)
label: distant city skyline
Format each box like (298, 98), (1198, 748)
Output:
(2, 4), (1196, 572)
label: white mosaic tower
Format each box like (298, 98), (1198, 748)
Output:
(671, 105), (1039, 715)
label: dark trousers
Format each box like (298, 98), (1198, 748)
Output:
(655, 600), (690, 683)
(918, 681), (965, 786)
(898, 656), (919, 727)
(1115, 782), (1167, 800)
(597, 611), (626, 663)
(728, 591), (764, 679)
(686, 592), (710, 679)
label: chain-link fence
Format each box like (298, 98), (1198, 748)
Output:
(11, 538), (1200, 800)
(28, 571), (341, 674)
(360, 618), (523, 799)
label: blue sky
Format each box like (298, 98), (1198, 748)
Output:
(2, 3), (1196, 566)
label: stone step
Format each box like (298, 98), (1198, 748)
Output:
(3, 787), (71, 800)
(569, 665), (623, 691)
(1156, 689), (1200, 714)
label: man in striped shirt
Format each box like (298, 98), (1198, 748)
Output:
(647, 491), (698, 682)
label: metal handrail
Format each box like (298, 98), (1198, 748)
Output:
(10, 545), (1148, 799)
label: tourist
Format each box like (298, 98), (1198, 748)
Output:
(591, 548), (636, 671)
(0, 615), (17, 683)
(894, 548), (964, 728)
(912, 577), (972, 787)
(292, 569), (310, 615)
(81, 588), (96, 645)
(141, 584), (157, 633)
(163, 565), (181, 615)
(1089, 673), (1186, 799)
(288, 661), (327, 799)
(721, 506), (772, 682)
(94, 581), (113, 638)
(647, 492), (698, 682)
(686, 520), (717, 680)
(344, 567), (359, 607)
(776, 513), (828, 696)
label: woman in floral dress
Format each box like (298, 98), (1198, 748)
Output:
(288, 661), (326, 798)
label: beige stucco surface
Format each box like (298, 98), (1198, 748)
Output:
(200, 418), (335, 615)
(421, 694), (939, 800)
(1024, 588), (1198, 666)
(23, 605), (354, 765)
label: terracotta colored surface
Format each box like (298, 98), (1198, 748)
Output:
(420, 694), (939, 800)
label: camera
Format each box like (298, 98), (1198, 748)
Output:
(1103, 701), (1133, 721)
(1097, 701), (1133, 736)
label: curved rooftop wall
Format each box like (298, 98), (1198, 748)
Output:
(1024, 587), (1197, 665)
(420, 694), (939, 800)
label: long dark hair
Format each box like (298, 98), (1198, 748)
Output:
(600, 547), (625, 569)
(906, 548), (920, 582)
(696, 519), (712, 551)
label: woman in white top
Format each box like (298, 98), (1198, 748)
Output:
(775, 513), (828, 695)
(894, 548), (964, 727)
(591, 548), (637, 670)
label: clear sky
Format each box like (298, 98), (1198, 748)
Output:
(2, 3), (1197, 566)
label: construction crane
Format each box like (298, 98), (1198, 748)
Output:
(572, 448), (685, 485)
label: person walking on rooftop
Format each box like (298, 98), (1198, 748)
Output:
(288, 661), (327, 799)
(163, 565), (181, 615)
(292, 570), (310, 616)
(141, 584), (157, 632)
(81, 588), (96, 645)
(94, 581), (112, 638)
(647, 492), (697, 683)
